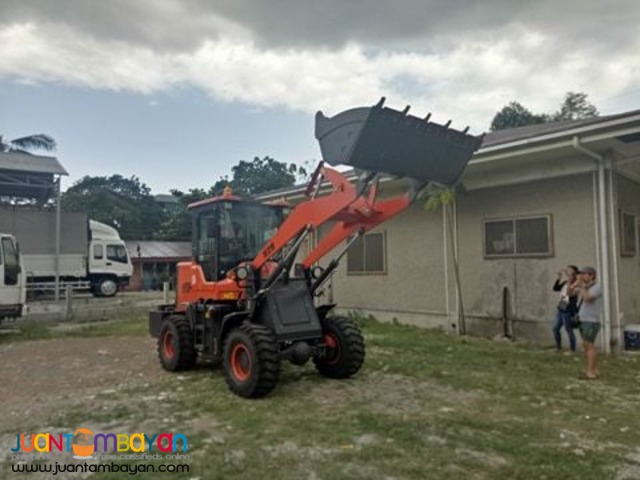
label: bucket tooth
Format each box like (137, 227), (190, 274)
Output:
(315, 100), (484, 186)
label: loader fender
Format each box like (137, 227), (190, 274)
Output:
(315, 304), (337, 321)
(220, 311), (251, 343)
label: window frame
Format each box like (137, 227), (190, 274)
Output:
(93, 244), (104, 260)
(346, 231), (387, 275)
(106, 244), (129, 264)
(619, 210), (637, 257)
(482, 214), (554, 259)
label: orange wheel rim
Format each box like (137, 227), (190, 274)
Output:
(230, 343), (251, 381)
(163, 331), (175, 359)
(324, 333), (340, 365)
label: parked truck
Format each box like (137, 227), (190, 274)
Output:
(0, 208), (132, 297)
(0, 233), (26, 321)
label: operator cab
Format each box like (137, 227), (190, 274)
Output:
(189, 187), (291, 282)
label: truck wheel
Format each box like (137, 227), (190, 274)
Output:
(95, 278), (118, 297)
(158, 315), (197, 371)
(314, 316), (365, 379)
(223, 322), (281, 398)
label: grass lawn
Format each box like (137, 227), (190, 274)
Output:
(3, 315), (639, 479)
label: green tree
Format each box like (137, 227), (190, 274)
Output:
(212, 156), (307, 196)
(490, 92), (599, 131)
(422, 183), (467, 335)
(490, 102), (550, 131)
(0, 134), (57, 152)
(553, 92), (599, 121)
(62, 175), (164, 240)
(154, 188), (210, 241)
(156, 156), (307, 241)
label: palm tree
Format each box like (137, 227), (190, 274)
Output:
(0, 134), (56, 153)
(423, 184), (467, 335)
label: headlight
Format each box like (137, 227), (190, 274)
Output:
(236, 265), (250, 281)
(311, 266), (324, 279)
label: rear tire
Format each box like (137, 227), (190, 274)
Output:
(158, 315), (197, 371)
(314, 316), (365, 379)
(223, 322), (281, 398)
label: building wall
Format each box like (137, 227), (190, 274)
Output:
(615, 174), (640, 328)
(324, 173), (599, 345)
(455, 174), (597, 342)
(327, 201), (449, 328)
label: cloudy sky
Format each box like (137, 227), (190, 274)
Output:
(1, 0), (639, 194)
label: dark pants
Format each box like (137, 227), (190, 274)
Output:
(553, 309), (576, 351)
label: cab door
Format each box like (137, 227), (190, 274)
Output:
(0, 236), (24, 309)
(89, 241), (133, 277)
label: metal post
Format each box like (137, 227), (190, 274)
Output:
(163, 281), (169, 304)
(65, 285), (73, 320)
(55, 177), (62, 303)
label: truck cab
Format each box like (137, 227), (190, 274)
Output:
(0, 234), (26, 320)
(87, 220), (133, 296)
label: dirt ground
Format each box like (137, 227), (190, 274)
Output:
(0, 335), (161, 433)
(1, 319), (639, 479)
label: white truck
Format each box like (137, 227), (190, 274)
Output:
(0, 208), (132, 297)
(0, 233), (26, 320)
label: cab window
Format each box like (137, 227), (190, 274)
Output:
(106, 245), (128, 263)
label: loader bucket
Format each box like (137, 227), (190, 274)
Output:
(315, 98), (484, 186)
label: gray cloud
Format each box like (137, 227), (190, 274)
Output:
(0, 0), (638, 130)
(2, 0), (637, 52)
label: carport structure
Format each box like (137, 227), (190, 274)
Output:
(0, 151), (68, 300)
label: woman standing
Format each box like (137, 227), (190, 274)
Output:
(552, 265), (579, 352)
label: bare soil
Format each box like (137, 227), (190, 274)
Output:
(0, 336), (161, 433)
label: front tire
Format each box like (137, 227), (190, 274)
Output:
(158, 315), (197, 371)
(314, 316), (365, 379)
(223, 322), (281, 398)
(94, 278), (118, 297)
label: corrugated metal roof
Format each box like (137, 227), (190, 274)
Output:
(125, 241), (192, 259)
(0, 152), (68, 175)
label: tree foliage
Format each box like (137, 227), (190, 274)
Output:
(0, 134), (57, 153)
(155, 156), (307, 241)
(61, 175), (163, 240)
(490, 92), (599, 131)
(153, 188), (210, 241)
(490, 102), (550, 131)
(212, 156), (307, 196)
(553, 92), (599, 121)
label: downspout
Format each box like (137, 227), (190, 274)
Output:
(55, 176), (62, 303)
(607, 160), (623, 350)
(443, 204), (450, 326)
(571, 137), (612, 353)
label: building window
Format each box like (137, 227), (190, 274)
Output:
(620, 211), (637, 256)
(484, 215), (552, 258)
(347, 232), (386, 274)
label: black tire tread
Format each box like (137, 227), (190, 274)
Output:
(223, 322), (281, 398)
(158, 315), (197, 372)
(314, 316), (365, 379)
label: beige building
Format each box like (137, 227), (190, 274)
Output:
(260, 110), (640, 352)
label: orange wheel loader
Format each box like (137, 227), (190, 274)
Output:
(149, 98), (483, 398)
